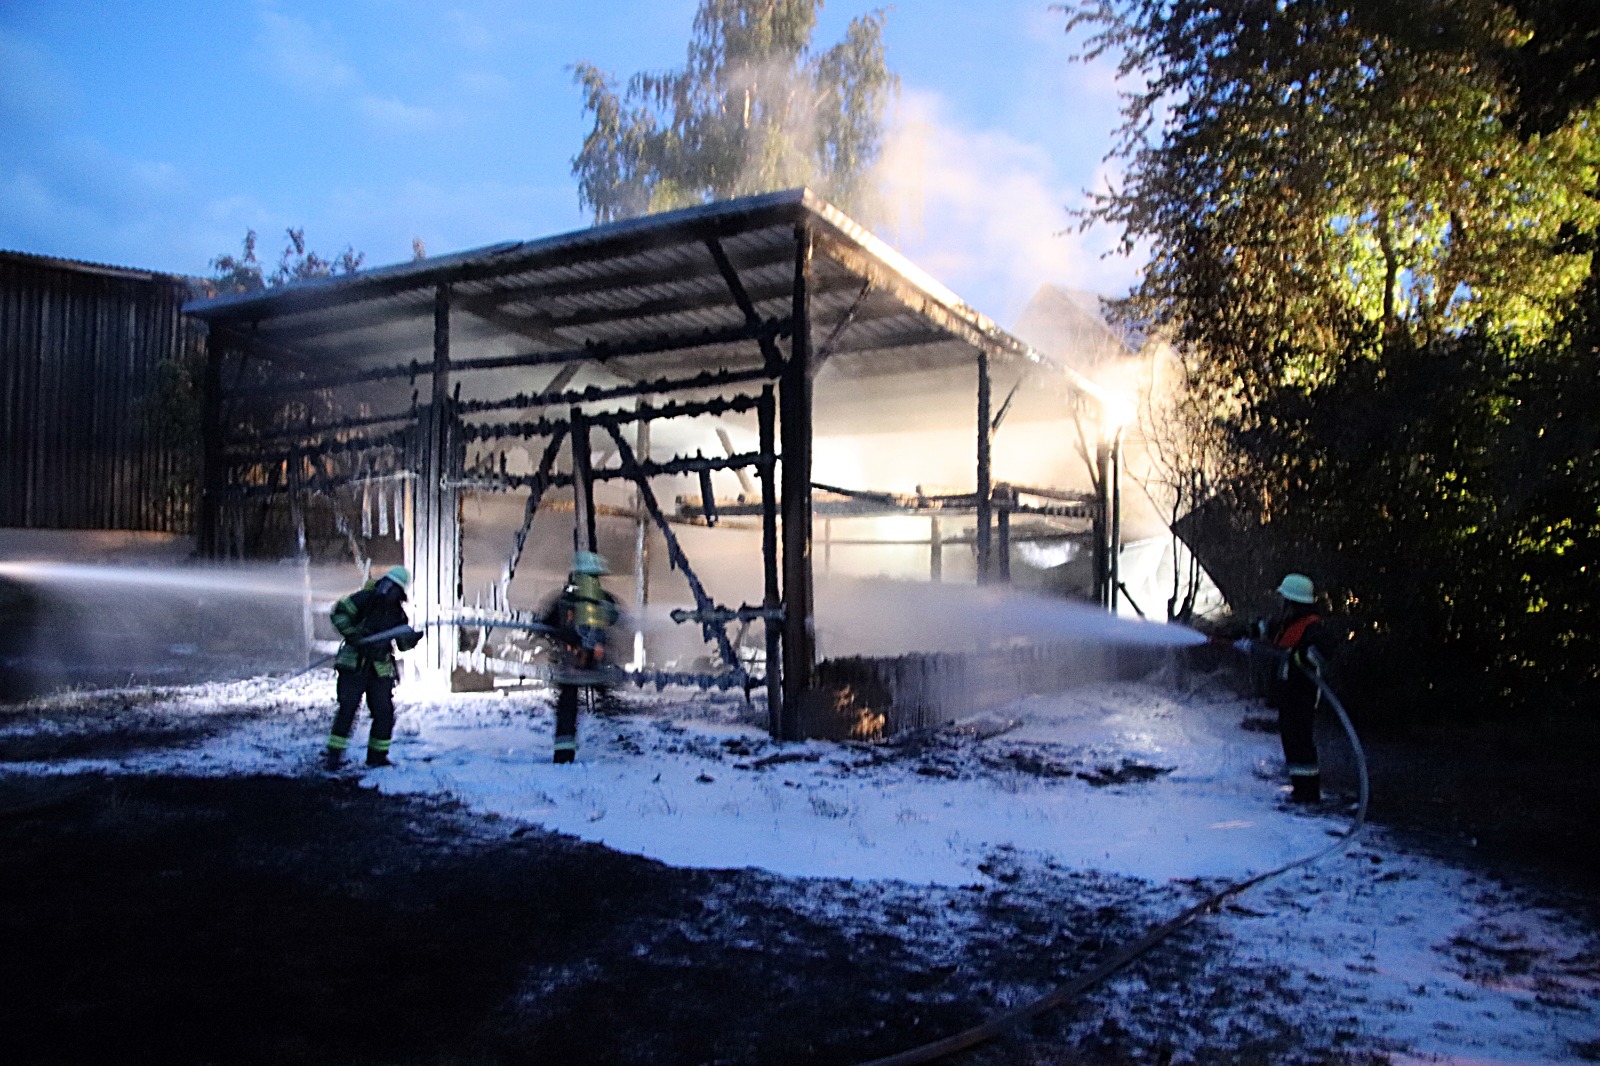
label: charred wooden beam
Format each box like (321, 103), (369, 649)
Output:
(503, 426), (570, 591)
(705, 237), (786, 373)
(224, 427), (412, 467)
(224, 408), (417, 452)
(670, 604), (784, 625)
(602, 422), (745, 675)
(455, 449), (768, 493)
(463, 393), (765, 444)
(457, 364), (776, 416)
(814, 279), (873, 364)
(226, 318), (789, 402)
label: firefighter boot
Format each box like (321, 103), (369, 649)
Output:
(323, 735), (350, 772)
(1289, 772), (1322, 804)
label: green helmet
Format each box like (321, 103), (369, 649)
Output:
(383, 565), (411, 591)
(1276, 573), (1315, 604)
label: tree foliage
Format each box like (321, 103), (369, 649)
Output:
(571, 0), (896, 223)
(207, 228), (365, 296)
(1066, 0), (1600, 718)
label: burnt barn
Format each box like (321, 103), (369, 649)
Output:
(183, 189), (1124, 739)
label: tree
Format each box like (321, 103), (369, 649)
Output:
(1068, 0), (1598, 387)
(207, 227), (365, 296)
(1064, 0), (1600, 718)
(571, 0), (896, 224)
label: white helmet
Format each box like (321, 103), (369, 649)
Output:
(1276, 573), (1315, 604)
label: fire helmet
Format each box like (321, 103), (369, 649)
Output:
(1276, 573), (1315, 604)
(573, 551), (609, 576)
(383, 565), (411, 591)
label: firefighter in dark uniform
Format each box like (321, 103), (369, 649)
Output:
(325, 565), (422, 770)
(542, 551), (620, 764)
(1234, 573), (1333, 804)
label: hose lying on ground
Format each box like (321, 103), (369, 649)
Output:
(853, 668), (1369, 1066)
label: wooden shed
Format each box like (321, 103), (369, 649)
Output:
(1, 251), (202, 533)
(183, 189), (1123, 736)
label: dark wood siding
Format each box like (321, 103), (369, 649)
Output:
(0, 252), (201, 533)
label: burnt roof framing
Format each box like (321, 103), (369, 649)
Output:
(186, 188), (1119, 737)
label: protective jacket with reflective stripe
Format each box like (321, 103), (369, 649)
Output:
(331, 583), (419, 678)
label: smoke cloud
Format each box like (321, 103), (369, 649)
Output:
(871, 89), (1139, 324)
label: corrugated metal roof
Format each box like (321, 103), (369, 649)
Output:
(184, 189), (1115, 438)
(2, 248), (203, 289)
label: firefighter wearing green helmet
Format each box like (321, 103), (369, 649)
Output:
(1231, 572), (1334, 804)
(541, 551), (620, 763)
(324, 565), (422, 770)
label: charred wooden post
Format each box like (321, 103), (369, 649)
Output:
(975, 350), (993, 583)
(1093, 439), (1112, 608)
(570, 405), (597, 553)
(286, 450), (316, 665)
(631, 411), (652, 669)
(780, 226), (816, 738)
(758, 385), (782, 737)
(1110, 427), (1124, 613)
(198, 334), (227, 558)
(997, 502), (1012, 584)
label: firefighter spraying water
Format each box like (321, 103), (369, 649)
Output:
(323, 566), (423, 770)
(1214, 572), (1336, 804)
(540, 551), (622, 764)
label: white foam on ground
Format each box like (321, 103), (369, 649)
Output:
(8, 675), (1596, 1063)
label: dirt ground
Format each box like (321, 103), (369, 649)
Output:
(1, 690), (1592, 1065)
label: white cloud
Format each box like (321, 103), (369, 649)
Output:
(254, 8), (442, 133)
(256, 10), (359, 92)
(356, 93), (440, 132)
(0, 27), (82, 128)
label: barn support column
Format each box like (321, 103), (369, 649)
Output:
(198, 333), (227, 558)
(779, 227), (815, 740)
(413, 284), (460, 685)
(1093, 439), (1112, 608)
(570, 405), (597, 554)
(1109, 426), (1124, 613)
(975, 350), (993, 583)
(287, 450), (315, 666)
(630, 410), (651, 670)
(997, 498), (1012, 584)
(758, 385), (782, 738)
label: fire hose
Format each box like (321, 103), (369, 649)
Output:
(852, 662), (1369, 1066)
(261, 618), (627, 691)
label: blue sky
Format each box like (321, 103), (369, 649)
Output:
(0, 1), (1136, 322)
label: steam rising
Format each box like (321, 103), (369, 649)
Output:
(871, 89), (1139, 323)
